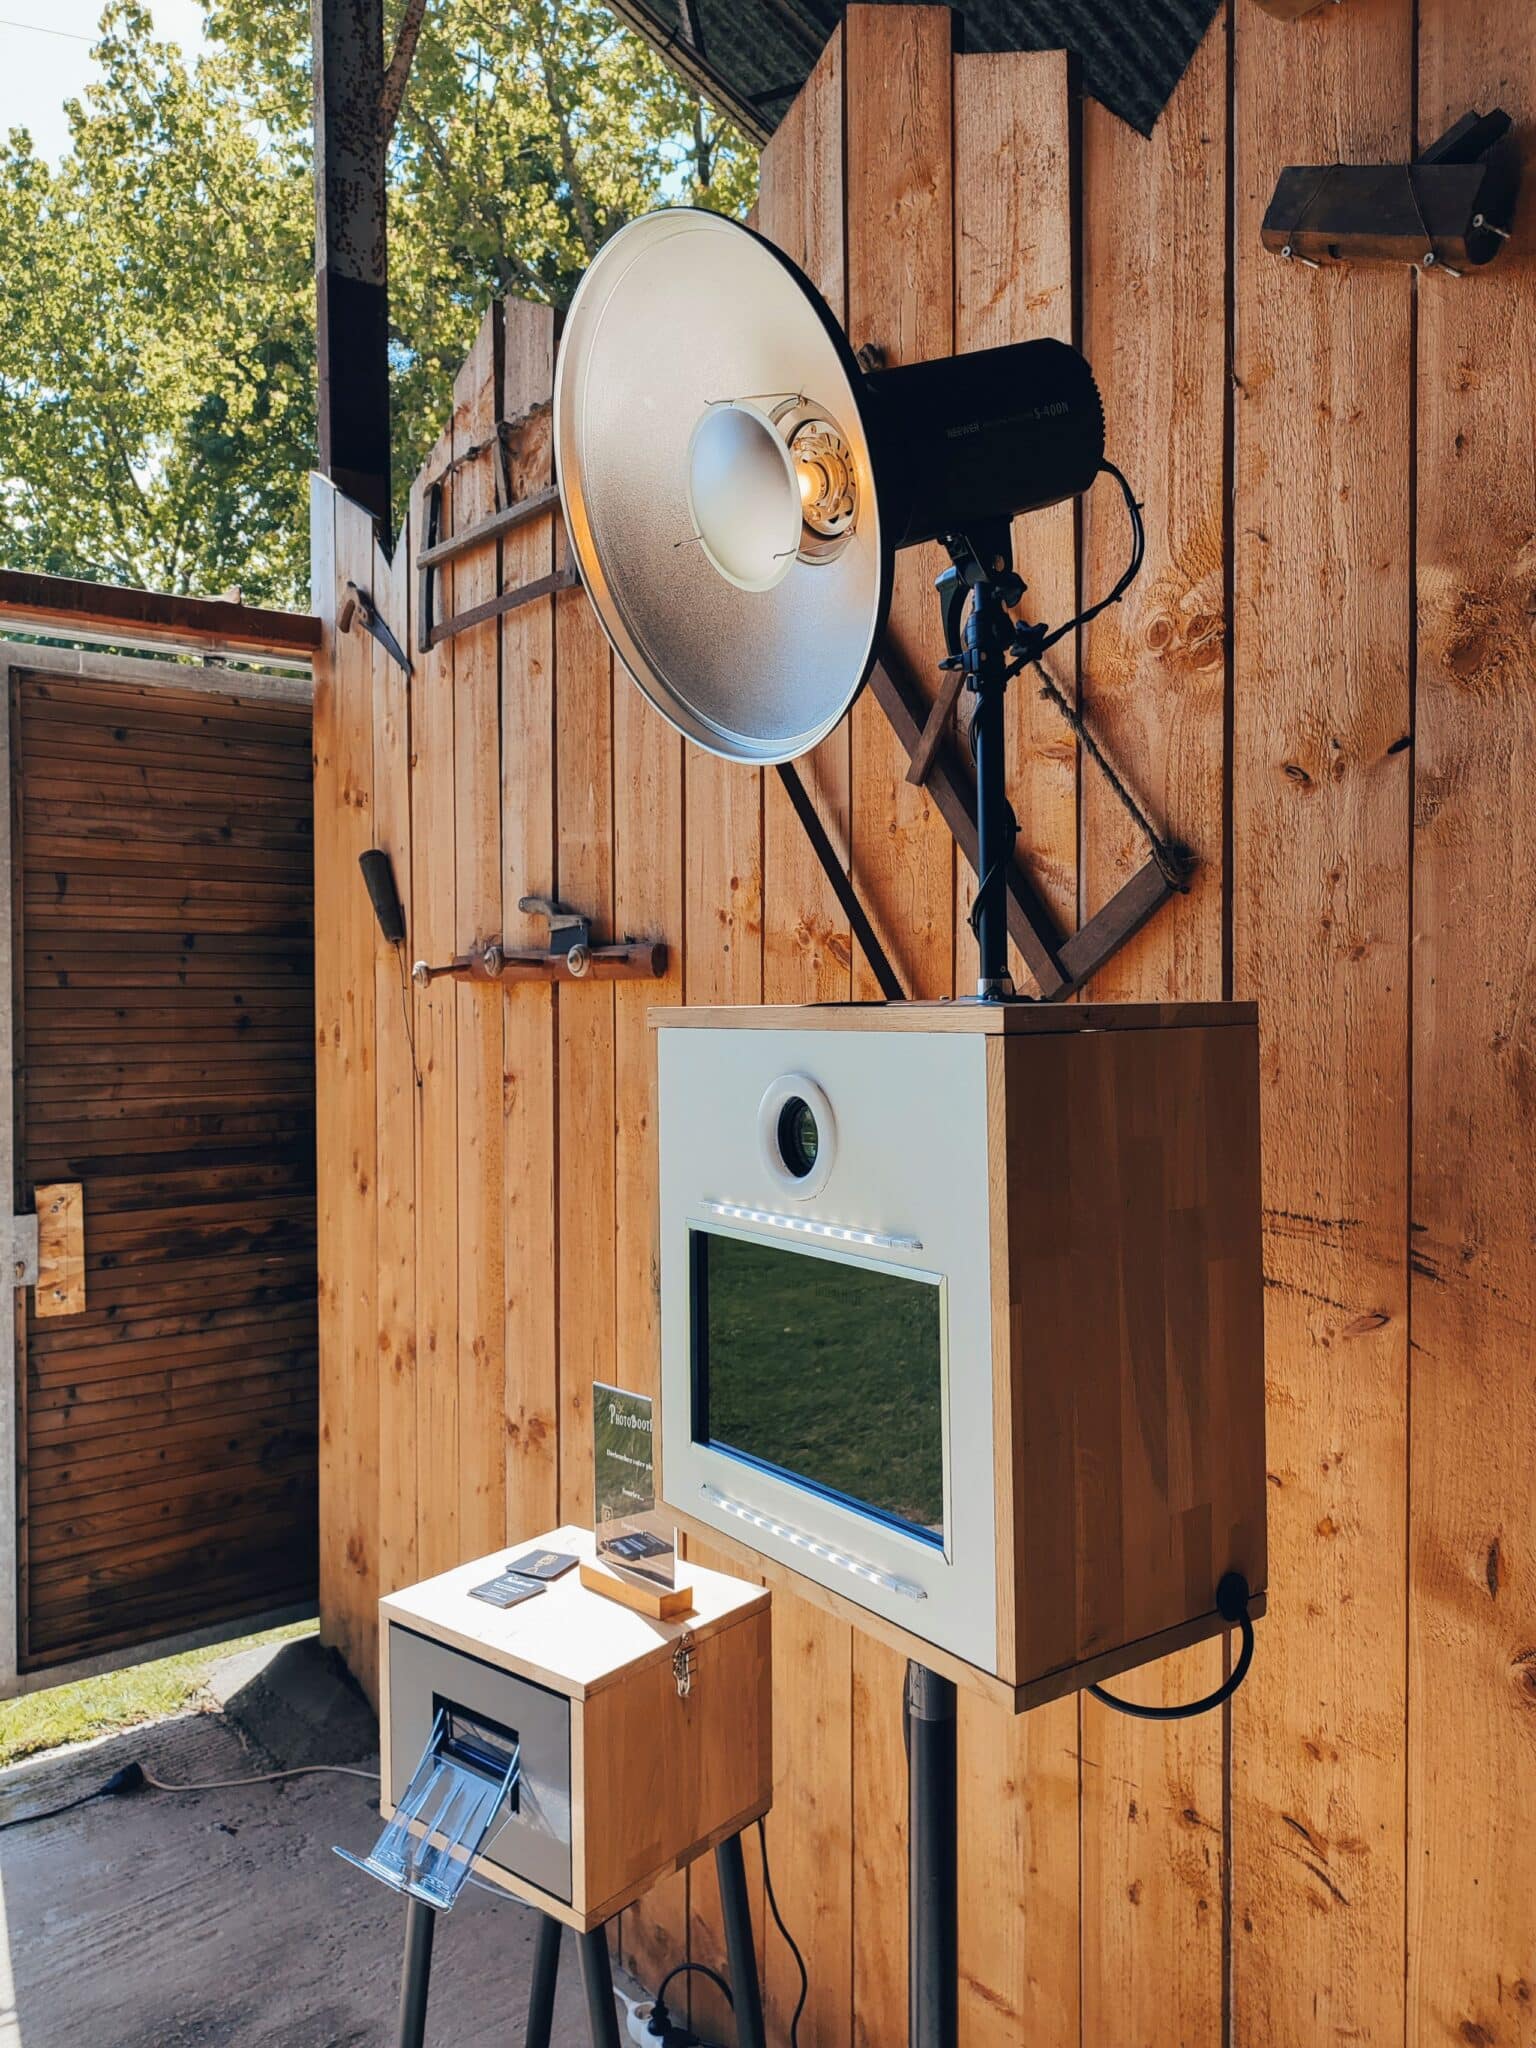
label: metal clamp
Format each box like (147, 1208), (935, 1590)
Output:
(518, 895), (594, 976)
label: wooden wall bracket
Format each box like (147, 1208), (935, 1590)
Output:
(1262, 109), (1516, 272)
(867, 637), (1188, 1002)
(412, 897), (666, 987)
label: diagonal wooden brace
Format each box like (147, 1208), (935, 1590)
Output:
(867, 637), (1186, 1002)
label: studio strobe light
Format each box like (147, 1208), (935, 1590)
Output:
(553, 207), (1105, 767)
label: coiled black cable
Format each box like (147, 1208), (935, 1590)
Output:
(1088, 1573), (1255, 1722)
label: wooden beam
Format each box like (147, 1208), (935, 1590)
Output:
(314, 0), (391, 538)
(1077, 18), (1231, 2045)
(1409, 4), (1536, 2036)
(951, 47), (1081, 2046)
(0, 570), (319, 660)
(1230, 1), (1413, 2038)
(756, 45), (858, 2041)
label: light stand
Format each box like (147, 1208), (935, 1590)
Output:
(897, 521), (1030, 2048)
(939, 520), (1028, 999)
(905, 1662), (958, 2048)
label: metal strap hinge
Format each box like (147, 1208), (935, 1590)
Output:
(8, 1214), (37, 1288)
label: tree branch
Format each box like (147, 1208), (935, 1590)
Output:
(536, 15), (598, 257)
(380, 0), (429, 145)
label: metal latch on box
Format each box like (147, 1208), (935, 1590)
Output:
(412, 896), (668, 988)
(673, 1631), (696, 1699)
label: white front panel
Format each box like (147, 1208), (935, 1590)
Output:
(658, 1024), (998, 1673)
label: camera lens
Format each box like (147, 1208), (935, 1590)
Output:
(776, 1096), (819, 1179)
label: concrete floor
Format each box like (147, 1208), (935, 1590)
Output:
(0, 1636), (638, 2047)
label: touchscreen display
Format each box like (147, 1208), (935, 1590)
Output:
(691, 1227), (944, 1545)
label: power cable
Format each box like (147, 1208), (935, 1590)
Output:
(141, 1762), (380, 1792)
(0, 1756), (380, 1834)
(1088, 1573), (1255, 1721)
(0, 1761), (144, 1831)
(757, 1815), (807, 2048)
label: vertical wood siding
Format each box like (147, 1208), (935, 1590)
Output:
(312, 5), (1536, 2036)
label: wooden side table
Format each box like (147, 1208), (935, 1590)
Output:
(336, 1528), (772, 2048)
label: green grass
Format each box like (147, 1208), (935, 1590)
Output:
(0, 1618), (317, 1770)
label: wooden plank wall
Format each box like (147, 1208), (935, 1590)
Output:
(312, 4), (1536, 2038)
(15, 669), (317, 1671)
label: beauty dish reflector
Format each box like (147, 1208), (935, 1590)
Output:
(554, 208), (1105, 766)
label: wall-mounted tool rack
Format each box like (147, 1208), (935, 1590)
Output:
(412, 896), (667, 988)
(416, 401), (580, 652)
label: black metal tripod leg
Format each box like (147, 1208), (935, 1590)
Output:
(396, 1896), (437, 2048)
(524, 1913), (563, 2048)
(715, 1833), (768, 2048)
(907, 1661), (958, 2048)
(575, 1927), (622, 2048)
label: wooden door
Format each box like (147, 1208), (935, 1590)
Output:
(8, 661), (319, 1680)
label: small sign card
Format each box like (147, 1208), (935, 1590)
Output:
(593, 1383), (673, 1588)
(587, 1383), (692, 1617)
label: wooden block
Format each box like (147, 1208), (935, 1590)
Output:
(580, 1556), (695, 1621)
(34, 1183), (84, 1318)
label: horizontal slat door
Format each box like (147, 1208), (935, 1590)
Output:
(13, 667), (319, 1675)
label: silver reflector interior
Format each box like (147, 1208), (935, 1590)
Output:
(554, 209), (887, 764)
(686, 403), (802, 594)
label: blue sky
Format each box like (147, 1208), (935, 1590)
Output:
(0, 0), (206, 160)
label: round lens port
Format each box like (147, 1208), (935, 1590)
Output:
(776, 1096), (820, 1179)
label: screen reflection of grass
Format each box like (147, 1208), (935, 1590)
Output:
(702, 1232), (943, 1538)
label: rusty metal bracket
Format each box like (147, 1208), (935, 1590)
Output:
(339, 579), (411, 678)
(774, 762), (906, 1000)
(416, 476), (579, 653)
(412, 897), (667, 987)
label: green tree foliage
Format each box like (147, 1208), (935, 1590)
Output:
(0, 0), (756, 605)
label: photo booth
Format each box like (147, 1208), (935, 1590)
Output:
(656, 1002), (1266, 1705)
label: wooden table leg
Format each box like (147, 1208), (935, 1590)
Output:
(397, 1895), (436, 2048)
(524, 1912), (563, 2048)
(715, 1833), (767, 2048)
(575, 1927), (622, 2048)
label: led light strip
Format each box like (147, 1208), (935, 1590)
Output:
(701, 1199), (921, 1252)
(702, 1484), (928, 1601)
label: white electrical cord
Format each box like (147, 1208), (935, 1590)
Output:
(142, 1763), (380, 1792)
